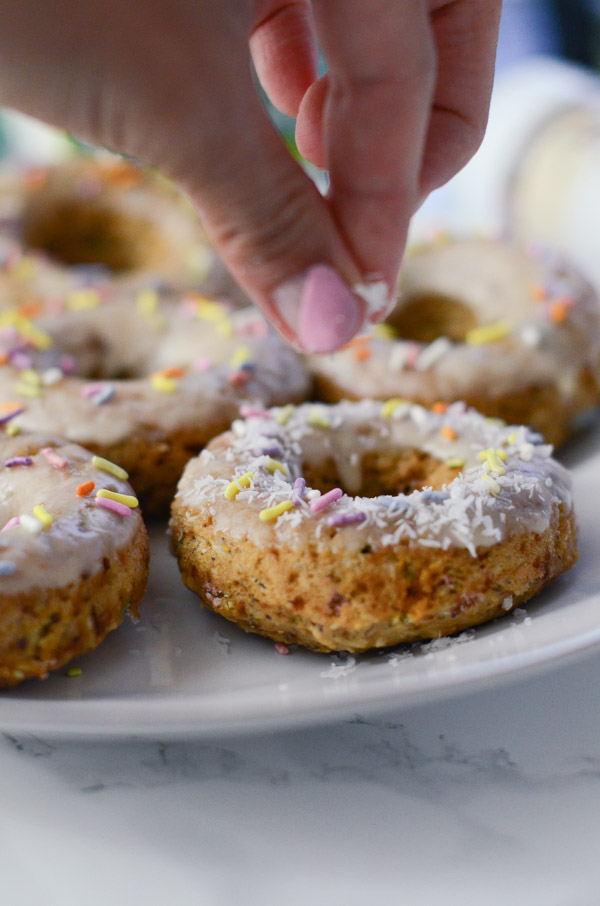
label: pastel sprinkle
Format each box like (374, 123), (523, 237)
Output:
(66, 666), (83, 678)
(66, 288), (100, 311)
(440, 426), (457, 441)
(228, 369), (250, 387)
(307, 408), (331, 429)
(291, 477), (306, 505)
(381, 398), (406, 418)
(224, 471), (254, 500)
(32, 504), (53, 528)
(42, 447), (67, 470)
(230, 346), (252, 369)
(96, 488), (139, 509)
(135, 288), (159, 316)
(478, 447), (507, 475)
(0, 560), (16, 576)
(465, 321), (511, 345)
(276, 405), (294, 425)
(150, 374), (177, 394)
(0, 405), (24, 426)
(263, 458), (286, 475)
(5, 423), (20, 436)
(549, 300), (568, 323)
(76, 480), (95, 497)
(507, 432), (518, 444)
(90, 384), (115, 405)
(310, 488), (343, 513)
(431, 402), (447, 414)
(1, 516), (19, 532)
(91, 455), (128, 480)
(259, 500), (294, 522)
(4, 455), (32, 468)
(480, 473), (501, 495)
(328, 511), (367, 528)
(239, 405), (270, 419)
(41, 367), (63, 386)
(372, 322), (398, 340)
(95, 496), (131, 517)
(19, 513), (43, 534)
(15, 382), (41, 399)
(446, 457), (465, 469)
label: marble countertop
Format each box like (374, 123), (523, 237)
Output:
(2, 647), (599, 906)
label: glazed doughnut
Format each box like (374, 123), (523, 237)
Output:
(0, 152), (245, 301)
(170, 399), (577, 653)
(0, 432), (149, 686)
(0, 243), (311, 514)
(308, 237), (600, 446)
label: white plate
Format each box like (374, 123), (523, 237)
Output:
(1, 419), (600, 739)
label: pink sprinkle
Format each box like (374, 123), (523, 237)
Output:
(10, 352), (32, 369)
(405, 342), (420, 369)
(193, 357), (212, 372)
(81, 382), (105, 397)
(59, 355), (75, 375)
(239, 405), (270, 419)
(291, 477), (306, 505)
(237, 319), (268, 337)
(310, 487), (343, 512)
(228, 370), (250, 387)
(42, 447), (67, 470)
(1, 516), (19, 532)
(274, 642), (290, 655)
(95, 497), (130, 517)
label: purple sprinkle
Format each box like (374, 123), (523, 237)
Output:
(310, 487), (343, 513)
(291, 477), (306, 505)
(252, 443), (282, 458)
(0, 406), (24, 426)
(9, 351), (32, 369)
(4, 456), (33, 468)
(328, 511), (367, 528)
(0, 560), (16, 577)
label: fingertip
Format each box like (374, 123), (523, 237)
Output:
(295, 76), (328, 169)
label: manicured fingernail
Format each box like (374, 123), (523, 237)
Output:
(271, 265), (364, 353)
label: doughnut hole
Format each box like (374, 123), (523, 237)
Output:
(301, 448), (458, 499)
(21, 200), (168, 273)
(388, 293), (477, 343)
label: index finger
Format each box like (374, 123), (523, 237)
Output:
(311, 0), (435, 315)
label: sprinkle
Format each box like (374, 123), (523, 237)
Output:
(32, 504), (53, 528)
(465, 321), (511, 345)
(0, 405), (24, 426)
(414, 337), (452, 371)
(252, 442), (282, 458)
(4, 455), (33, 468)
(307, 408), (331, 429)
(353, 343), (371, 362)
(91, 455), (128, 480)
(15, 382), (41, 399)
(76, 480), (95, 497)
(274, 642), (290, 655)
(5, 423), (20, 436)
(310, 488), (343, 512)
(159, 367), (185, 379)
(228, 369), (251, 387)
(193, 357), (212, 372)
(95, 496), (131, 517)
(276, 405), (294, 425)
(66, 666), (83, 678)
(480, 473), (501, 495)
(431, 402), (447, 414)
(0, 560), (16, 576)
(263, 458), (286, 475)
(388, 344), (409, 371)
(239, 405), (270, 419)
(91, 384), (115, 405)
(549, 300), (568, 323)
(150, 374), (177, 394)
(42, 447), (67, 470)
(66, 288), (101, 311)
(372, 322), (398, 340)
(440, 426), (457, 441)
(19, 322), (52, 351)
(530, 283), (547, 301)
(381, 397), (407, 418)
(19, 513), (43, 534)
(328, 511), (367, 527)
(135, 288), (159, 316)
(1, 516), (19, 532)
(520, 325), (542, 348)
(259, 500), (294, 522)
(446, 457), (465, 469)
(96, 488), (139, 509)
(291, 477), (306, 505)
(478, 447), (507, 475)
(506, 432), (518, 444)
(229, 346), (252, 370)
(224, 471), (254, 500)
(41, 367), (63, 386)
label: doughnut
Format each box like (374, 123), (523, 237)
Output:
(0, 152), (246, 302)
(308, 237), (600, 446)
(0, 431), (149, 686)
(0, 243), (311, 514)
(170, 399), (577, 653)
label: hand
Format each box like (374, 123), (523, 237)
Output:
(0, 0), (501, 352)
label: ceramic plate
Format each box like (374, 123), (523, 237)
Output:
(0, 418), (599, 739)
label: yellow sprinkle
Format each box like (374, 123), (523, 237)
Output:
(215, 318), (233, 340)
(195, 298), (226, 321)
(480, 473), (500, 495)
(263, 458), (286, 475)
(91, 455), (128, 480)
(381, 398), (406, 418)
(465, 321), (511, 345)
(19, 369), (41, 387)
(96, 489), (139, 509)
(66, 667), (82, 678)
(484, 416), (506, 428)
(259, 500), (294, 522)
(307, 408), (331, 429)
(15, 382), (41, 399)
(32, 504), (53, 528)
(10, 257), (35, 281)
(5, 423), (20, 436)
(507, 431), (518, 445)
(446, 457), (465, 469)
(150, 374), (177, 394)
(135, 288), (159, 316)
(66, 288), (101, 311)
(230, 346), (252, 370)
(372, 322), (398, 340)
(18, 322), (52, 351)
(276, 405), (294, 426)
(224, 471), (254, 500)
(477, 448), (506, 475)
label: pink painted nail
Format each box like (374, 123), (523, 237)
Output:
(271, 265), (364, 353)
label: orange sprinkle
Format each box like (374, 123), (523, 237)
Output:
(76, 480), (95, 497)
(17, 300), (43, 319)
(549, 300), (568, 323)
(0, 401), (22, 413)
(530, 283), (547, 301)
(440, 426), (457, 441)
(0, 354), (8, 366)
(431, 402), (447, 414)
(339, 334), (371, 352)
(157, 366), (185, 379)
(353, 344), (372, 362)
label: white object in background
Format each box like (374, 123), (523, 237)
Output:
(0, 108), (72, 166)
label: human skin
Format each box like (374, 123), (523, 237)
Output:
(0, 0), (501, 352)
